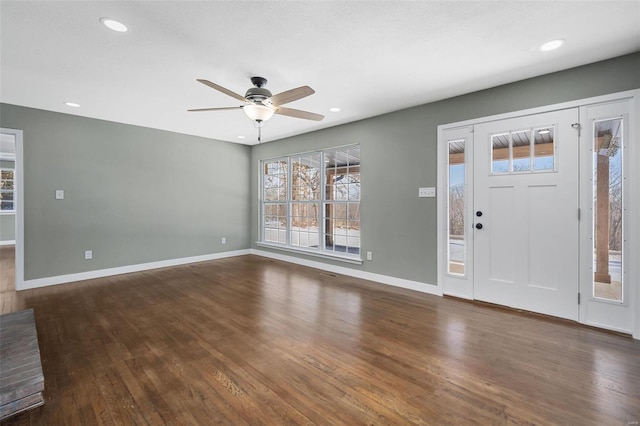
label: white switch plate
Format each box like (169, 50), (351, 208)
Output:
(84, 250), (92, 260)
(221, 237), (226, 244)
(55, 189), (64, 200)
(419, 187), (436, 198)
(366, 251), (372, 261)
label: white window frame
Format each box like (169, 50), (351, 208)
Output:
(258, 145), (362, 264)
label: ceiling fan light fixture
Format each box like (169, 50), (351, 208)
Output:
(243, 103), (275, 122)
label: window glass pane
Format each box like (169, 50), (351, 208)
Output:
(292, 154), (320, 201)
(533, 127), (555, 171)
(592, 118), (623, 302)
(290, 202), (319, 248)
(512, 130), (531, 172)
(491, 133), (509, 173)
(263, 203), (286, 244)
(448, 139), (465, 275)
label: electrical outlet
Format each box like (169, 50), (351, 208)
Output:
(366, 251), (372, 261)
(55, 189), (64, 200)
(221, 237), (226, 244)
(84, 250), (93, 260)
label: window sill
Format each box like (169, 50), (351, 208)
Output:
(0, 211), (16, 215)
(255, 242), (363, 265)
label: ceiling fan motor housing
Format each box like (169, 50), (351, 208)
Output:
(245, 87), (272, 103)
(246, 77), (272, 103)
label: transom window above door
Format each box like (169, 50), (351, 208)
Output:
(491, 126), (556, 174)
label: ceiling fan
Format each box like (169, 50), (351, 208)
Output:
(188, 77), (324, 142)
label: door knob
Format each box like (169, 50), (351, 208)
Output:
(476, 211), (483, 217)
(475, 223), (483, 229)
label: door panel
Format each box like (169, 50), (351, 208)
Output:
(473, 109), (579, 320)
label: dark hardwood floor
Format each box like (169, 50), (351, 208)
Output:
(1, 247), (639, 425)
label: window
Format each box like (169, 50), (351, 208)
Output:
(0, 166), (15, 212)
(447, 139), (465, 275)
(491, 126), (556, 174)
(592, 117), (623, 302)
(260, 145), (360, 259)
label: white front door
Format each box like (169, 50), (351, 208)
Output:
(473, 109), (579, 320)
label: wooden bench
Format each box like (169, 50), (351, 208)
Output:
(0, 309), (45, 420)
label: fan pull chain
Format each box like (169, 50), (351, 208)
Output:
(258, 125), (262, 144)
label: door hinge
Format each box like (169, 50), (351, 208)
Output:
(578, 292), (581, 304)
(571, 122), (581, 137)
(578, 208), (581, 220)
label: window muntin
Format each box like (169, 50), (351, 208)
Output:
(491, 126), (556, 174)
(260, 145), (360, 258)
(1, 167), (15, 212)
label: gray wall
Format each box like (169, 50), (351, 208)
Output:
(250, 52), (640, 286)
(0, 159), (16, 241)
(0, 215), (15, 242)
(1, 53), (638, 284)
(0, 104), (251, 280)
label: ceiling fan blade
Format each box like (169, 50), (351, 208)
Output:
(196, 79), (246, 102)
(268, 86), (315, 106)
(275, 106), (324, 121)
(187, 106), (243, 112)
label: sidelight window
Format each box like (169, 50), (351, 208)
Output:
(592, 117), (623, 302)
(447, 139), (465, 275)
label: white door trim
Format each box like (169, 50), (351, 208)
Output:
(437, 89), (640, 339)
(1, 128), (24, 290)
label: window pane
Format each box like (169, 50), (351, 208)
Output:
(534, 127), (555, 171)
(292, 153), (320, 201)
(290, 202), (319, 248)
(512, 130), (531, 172)
(1, 201), (14, 211)
(592, 118), (623, 302)
(491, 133), (509, 173)
(448, 139), (465, 275)
(263, 203), (286, 244)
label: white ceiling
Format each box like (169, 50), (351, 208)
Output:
(1, 1), (639, 145)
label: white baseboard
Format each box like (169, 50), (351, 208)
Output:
(18, 249), (251, 291)
(250, 249), (442, 297)
(0, 240), (16, 246)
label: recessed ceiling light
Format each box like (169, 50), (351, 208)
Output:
(329, 107), (341, 112)
(64, 102), (81, 108)
(540, 39), (564, 52)
(237, 135), (246, 139)
(100, 17), (128, 32)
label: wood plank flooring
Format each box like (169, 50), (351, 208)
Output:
(0, 247), (639, 425)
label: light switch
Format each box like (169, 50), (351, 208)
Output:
(55, 190), (64, 200)
(419, 187), (436, 198)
